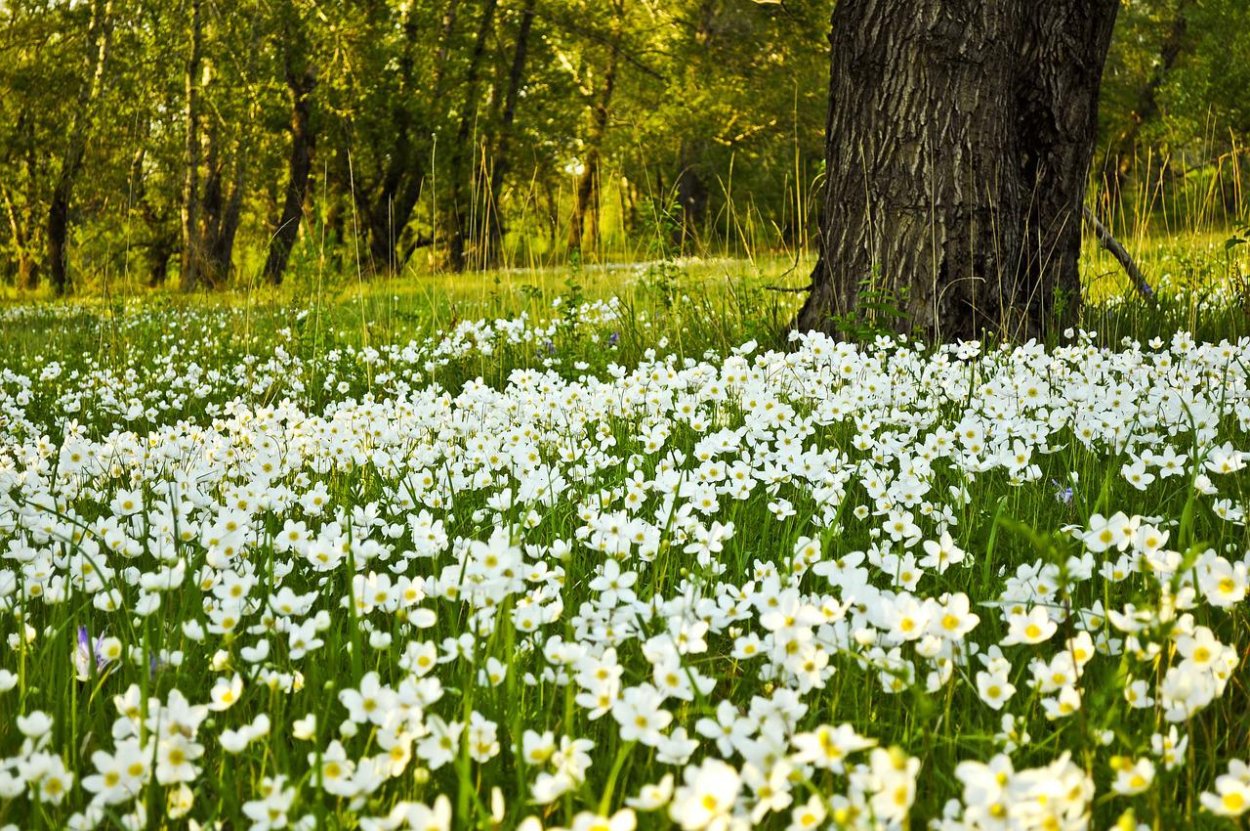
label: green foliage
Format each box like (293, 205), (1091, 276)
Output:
(828, 270), (913, 343)
(1, 0), (1248, 298)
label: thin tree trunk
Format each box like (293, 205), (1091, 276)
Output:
(6, 115), (41, 291)
(447, 0), (500, 272)
(264, 11), (317, 285)
(479, 0), (538, 266)
(359, 1), (431, 274)
(568, 6), (622, 257)
(128, 144), (159, 287)
(2, 184), (38, 291)
(1083, 205), (1155, 301)
(433, 0), (462, 100)
(203, 146), (245, 284)
(673, 0), (715, 251)
(675, 140), (708, 252)
(127, 140), (179, 288)
(795, 0), (1119, 342)
(45, 0), (114, 296)
(180, 0), (204, 292)
(46, 181), (73, 295)
(146, 237), (177, 288)
(198, 126), (231, 285)
(1102, 1), (1192, 209)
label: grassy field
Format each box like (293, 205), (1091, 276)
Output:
(2, 243), (1250, 831)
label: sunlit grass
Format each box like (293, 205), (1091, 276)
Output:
(2, 239), (1250, 830)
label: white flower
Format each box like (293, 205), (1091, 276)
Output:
(669, 758), (741, 831)
(792, 723), (876, 772)
(612, 685), (672, 746)
(866, 747), (920, 824)
(626, 774), (674, 811)
(16, 710), (52, 739)
(292, 713), (317, 740)
(1111, 756), (1155, 796)
(1001, 606), (1058, 646)
(310, 740), (358, 797)
(1200, 761), (1250, 817)
(155, 733), (203, 785)
(208, 674), (243, 712)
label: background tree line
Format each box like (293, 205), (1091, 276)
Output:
(0, 0), (1246, 295)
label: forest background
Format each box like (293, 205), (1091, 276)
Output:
(0, 0), (1245, 296)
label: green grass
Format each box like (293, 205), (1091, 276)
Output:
(2, 247), (1250, 830)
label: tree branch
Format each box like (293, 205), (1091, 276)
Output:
(1082, 206), (1156, 303)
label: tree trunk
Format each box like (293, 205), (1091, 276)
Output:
(201, 136), (245, 285)
(46, 182), (72, 294)
(126, 140), (179, 289)
(263, 13), (317, 286)
(568, 9), (622, 258)
(795, 0), (1119, 342)
(672, 0), (715, 252)
(433, 0), (462, 100)
(675, 140), (708, 252)
(446, 0), (499, 273)
(146, 236), (177, 288)
(45, 0), (114, 296)
(480, 0), (538, 267)
(180, 0), (204, 292)
(355, 0), (432, 275)
(1101, 1), (1191, 211)
(2, 184), (39, 291)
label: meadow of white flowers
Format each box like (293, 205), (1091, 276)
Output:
(0, 299), (1248, 830)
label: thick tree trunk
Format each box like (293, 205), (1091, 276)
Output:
(180, 0), (204, 292)
(263, 17), (317, 286)
(795, 0), (1119, 342)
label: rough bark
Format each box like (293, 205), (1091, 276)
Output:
(179, 0), (204, 292)
(795, 0), (1119, 342)
(263, 12), (317, 285)
(45, 0), (114, 296)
